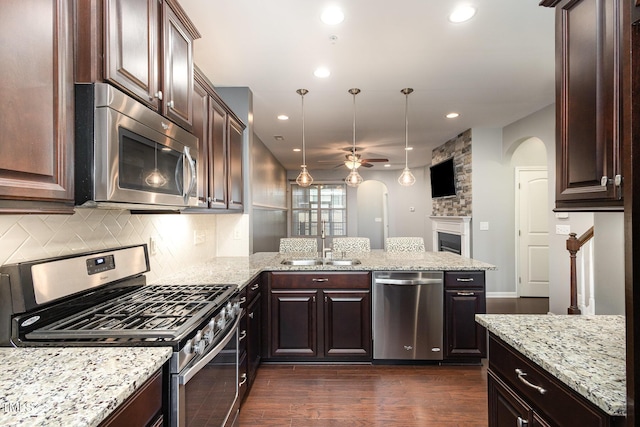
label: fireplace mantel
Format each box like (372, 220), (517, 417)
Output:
(430, 216), (471, 257)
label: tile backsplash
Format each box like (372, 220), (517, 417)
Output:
(0, 209), (222, 283)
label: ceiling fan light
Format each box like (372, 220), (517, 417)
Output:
(345, 159), (361, 169)
(345, 169), (363, 187)
(398, 167), (416, 186)
(296, 165), (313, 187)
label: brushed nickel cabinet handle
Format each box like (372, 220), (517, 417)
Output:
(456, 277), (474, 282)
(251, 283), (260, 290)
(239, 373), (247, 386)
(515, 369), (547, 395)
(517, 416), (528, 427)
(312, 278), (329, 282)
(456, 292), (475, 296)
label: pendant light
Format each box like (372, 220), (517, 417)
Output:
(398, 88), (416, 186)
(295, 88), (313, 187)
(345, 88), (363, 187)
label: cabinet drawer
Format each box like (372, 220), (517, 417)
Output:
(444, 271), (485, 289)
(489, 334), (612, 426)
(246, 278), (262, 302)
(270, 272), (371, 289)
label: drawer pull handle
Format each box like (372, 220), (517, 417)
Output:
(251, 283), (260, 290)
(239, 296), (247, 304)
(239, 330), (247, 341)
(312, 278), (329, 282)
(517, 416), (528, 427)
(456, 278), (474, 282)
(456, 292), (475, 296)
(515, 369), (547, 395)
(239, 373), (248, 387)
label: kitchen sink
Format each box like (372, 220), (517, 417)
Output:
(280, 258), (361, 266)
(324, 259), (361, 266)
(281, 259), (324, 266)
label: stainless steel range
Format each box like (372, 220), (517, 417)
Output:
(0, 244), (241, 427)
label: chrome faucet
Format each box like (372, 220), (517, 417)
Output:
(320, 220), (330, 258)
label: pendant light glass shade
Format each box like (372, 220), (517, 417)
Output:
(295, 89), (313, 187)
(345, 88), (363, 187)
(398, 88), (416, 186)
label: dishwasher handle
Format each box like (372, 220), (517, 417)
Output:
(375, 278), (442, 286)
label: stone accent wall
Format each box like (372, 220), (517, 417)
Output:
(431, 129), (472, 216)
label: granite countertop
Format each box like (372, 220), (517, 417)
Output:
(476, 314), (626, 417)
(154, 250), (496, 290)
(0, 346), (172, 427)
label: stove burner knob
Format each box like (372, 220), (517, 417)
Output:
(217, 316), (226, 329)
(195, 331), (203, 342)
(219, 307), (227, 319)
(205, 329), (215, 343)
(184, 339), (194, 355)
(195, 339), (206, 355)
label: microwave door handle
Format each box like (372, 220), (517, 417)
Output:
(183, 146), (197, 203)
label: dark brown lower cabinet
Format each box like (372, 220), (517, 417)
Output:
(266, 272), (371, 361)
(487, 334), (624, 427)
(444, 271), (486, 362)
(99, 368), (164, 427)
(239, 278), (262, 405)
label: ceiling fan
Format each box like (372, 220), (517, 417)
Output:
(319, 147), (389, 169)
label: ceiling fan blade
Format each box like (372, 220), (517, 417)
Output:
(361, 158), (389, 163)
(360, 162), (374, 168)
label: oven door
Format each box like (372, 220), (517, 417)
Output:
(171, 316), (240, 427)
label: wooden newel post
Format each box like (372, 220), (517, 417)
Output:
(566, 232), (582, 315)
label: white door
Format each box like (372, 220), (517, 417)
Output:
(517, 168), (549, 297)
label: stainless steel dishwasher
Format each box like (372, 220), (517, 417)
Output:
(373, 271), (444, 361)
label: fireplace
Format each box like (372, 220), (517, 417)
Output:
(438, 232), (462, 255)
(430, 216), (471, 257)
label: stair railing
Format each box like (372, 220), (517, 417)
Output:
(566, 226), (595, 315)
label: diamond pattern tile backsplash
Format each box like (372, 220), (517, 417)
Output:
(0, 209), (220, 283)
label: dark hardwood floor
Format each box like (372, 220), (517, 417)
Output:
(239, 364), (488, 426)
(239, 297), (547, 426)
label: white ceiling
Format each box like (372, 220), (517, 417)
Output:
(179, 0), (556, 172)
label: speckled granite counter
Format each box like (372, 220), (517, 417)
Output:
(154, 250), (496, 290)
(476, 314), (626, 417)
(0, 346), (172, 427)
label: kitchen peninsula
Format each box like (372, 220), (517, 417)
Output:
(477, 314), (626, 426)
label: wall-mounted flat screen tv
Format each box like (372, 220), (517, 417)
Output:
(430, 157), (456, 198)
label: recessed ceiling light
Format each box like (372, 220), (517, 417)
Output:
(384, 164), (391, 168)
(405, 147), (414, 151)
(449, 5), (476, 23)
(321, 6), (344, 25)
(314, 67), (331, 78)
(293, 148), (301, 152)
(446, 112), (460, 119)
(274, 135), (285, 141)
(277, 115), (289, 121)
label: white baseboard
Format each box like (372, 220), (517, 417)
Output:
(487, 292), (518, 298)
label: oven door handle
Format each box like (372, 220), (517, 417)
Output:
(178, 313), (241, 385)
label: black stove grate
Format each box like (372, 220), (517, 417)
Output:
(25, 284), (235, 341)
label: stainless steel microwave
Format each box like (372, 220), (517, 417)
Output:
(75, 83), (198, 210)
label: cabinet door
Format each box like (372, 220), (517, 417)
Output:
(323, 290), (371, 358)
(488, 372), (532, 427)
(270, 290), (317, 357)
(0, 0), (74, 213)
(246, 292), (262, 384)
(208, 98), (228, 209)
(104, 0), (159, 109)
(163, 2), (194, 130)
(554, 0), (623, 209)
(227, 117), (244, 211)
(192, 76), (209, 208)
(445, 289), (486, 359)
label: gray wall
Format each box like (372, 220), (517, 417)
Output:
(594, 212), (625, 314)
(251, 135), (288, 253)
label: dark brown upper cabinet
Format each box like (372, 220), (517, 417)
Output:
(77, 0), (200, 131)
(191, 68), (245, 211)
(542, 0), (624, 211)
(0, 0), (75, 213)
